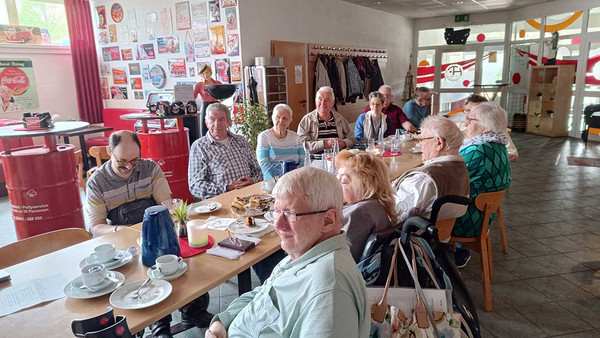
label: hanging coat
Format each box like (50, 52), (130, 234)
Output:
(335, 58), (347, 101)
(327, 57), (345, 105)
(315, 55), (331, 90)
(371, 59), (385, 91)
(345, 58), (363, 103)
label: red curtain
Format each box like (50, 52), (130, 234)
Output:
(64, 0), (103, 123)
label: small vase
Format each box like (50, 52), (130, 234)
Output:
(177, 221), (188, 238)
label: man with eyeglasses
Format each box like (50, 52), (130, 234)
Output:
(403, 86), (432, 129)
(205, 167), (370, 338)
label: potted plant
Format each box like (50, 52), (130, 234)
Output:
(173, 201), (189, 238)
(233, 99), (272, 150)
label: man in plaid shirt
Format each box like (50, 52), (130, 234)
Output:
(188, 103), (263, 199)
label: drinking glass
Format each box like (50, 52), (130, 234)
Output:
(367, 138), (375, 150)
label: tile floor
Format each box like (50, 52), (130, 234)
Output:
(1, 132), (600, 337)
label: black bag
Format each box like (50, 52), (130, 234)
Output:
(107, 198), (155, 225)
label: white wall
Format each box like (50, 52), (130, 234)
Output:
(239, 0), (413, 121)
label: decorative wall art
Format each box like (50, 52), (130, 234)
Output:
(128, 63), (141, 75)
(102, 46), (120, 61)
(108, 24), (117, 42)
(110, 86), (127, 99)
(209, 26), (225, 55)
(100, 77), (109, 99)
(215, 58), (230, 83)
(157, 36), (180, 53)
(0, 58), (39, 111)
(168, 58), (187, 77)
(96, 6), (107, 29)
(227, 34), (239, 56)
(195, 43), (210, 58)
(121, 48), (133, 60)
(112, 67), (127, 84)
(111, 3), (124, 23)
(136, 43), (155, 60)
(209, 1), (220, 23)
(175, 2), (192, 30)
(222, 0), (237, 8)
(231, 61), (241, 82)
(150, 64), (167, 88)
(225, 8), (237, 30)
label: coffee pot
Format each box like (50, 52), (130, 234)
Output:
(141, 205), (180, 267)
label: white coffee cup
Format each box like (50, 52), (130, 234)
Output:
(81, 263), (107, 287)
(155, 254), (183, 276)
(90, 244), (116, 263)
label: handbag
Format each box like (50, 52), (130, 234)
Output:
(369, 239), (462, 338)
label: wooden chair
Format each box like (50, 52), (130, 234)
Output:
(0, 228), (91, 269)
(451, 189), (507, 312)
(429, 195), (470, 243)
(73, 150), (86, 192)
(87, 146), (110, 179)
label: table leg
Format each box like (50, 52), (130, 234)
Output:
(237, 268), (252, 295)
(63, 136), (69, 144)
(79, 134), (90, 172)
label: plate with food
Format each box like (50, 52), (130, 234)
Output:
(230, 194), (274, 217)
(190, 201), (222, 214)
(228, 217), (270, 234)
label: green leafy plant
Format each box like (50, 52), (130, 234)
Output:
(173, 201), (189, 225)
(234, 99), (272, 150)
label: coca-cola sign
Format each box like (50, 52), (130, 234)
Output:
(0, 67), (30, 95)
(0, 58), (39, 110)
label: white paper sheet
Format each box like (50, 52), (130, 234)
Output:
(0, 274), (68, 317)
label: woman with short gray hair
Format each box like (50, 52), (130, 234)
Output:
(354, 91), (393, 141)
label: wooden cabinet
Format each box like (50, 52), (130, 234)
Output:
(526, 65), (575, 137)
(244, 65), (288, 117)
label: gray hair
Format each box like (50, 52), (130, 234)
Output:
(368, 91), (385, 105)
(316, 86), (334, 99)
(420, 115), (463, 150)
(206, 102), (231, 123)
(379, 85), (392, 92)
(414, 86), (431, 99)
(273, 103), (293, 118)
(273, 166), (343, 221)
(472, 102), (508, 134)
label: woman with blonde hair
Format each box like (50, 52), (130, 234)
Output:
(335, 150), (398, 262)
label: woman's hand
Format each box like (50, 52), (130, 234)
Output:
(205, 321), (227, 338)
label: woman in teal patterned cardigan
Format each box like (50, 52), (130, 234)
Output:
(453, 103), (512, 265)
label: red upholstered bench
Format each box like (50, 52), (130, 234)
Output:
(84, 108), (145, 150)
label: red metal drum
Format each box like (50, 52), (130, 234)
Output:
(2, 144), (85, 239)
(138, 128), (194, 203)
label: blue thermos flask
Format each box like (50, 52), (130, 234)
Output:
(280, 159), (298, 177)
(141, 205), (181, 267)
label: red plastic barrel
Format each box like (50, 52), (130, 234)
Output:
(138, 128), (194, 203)
(2, 144), (85, 239)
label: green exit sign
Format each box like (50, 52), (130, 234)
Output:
(455, 14), (470, 22)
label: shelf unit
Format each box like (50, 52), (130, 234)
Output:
(244, 65), (288, 117)
(526, 65), (575, 137)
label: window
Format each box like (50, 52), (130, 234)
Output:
(508, 43), (539, 89)
(416, 49), (435, 88)
(589, 7), (600, 33)
(440, 50), (475, 89)
(481, 46), (504, 85)
(585, 41), (600, 91)
(418, 24), (505, 47)
(544, 12), (583, 37)
(1, 0), (69, 46)
(511, 19), (541, 41)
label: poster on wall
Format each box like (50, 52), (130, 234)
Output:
(189, 66), (195, 78)
(175, 2), (192, 30)
(191, 1), (207, 23)
(118, 25), (129, 44)
(98, 31), (108, 44)
(111, 3), (124, 23)
(0, 25), (42, 44)
(195, 43), (210, 58)
(108, 24), (117, 43)
(222, 0), (237, 7)
(225, 8), (237, 30)
(121, 48), (133, 61)
(102, 46), (121, 61)
(209, 1), (220, 23)
(0, 59), (39, 112)
(100, 63), (111, 76)
(137, 43), (155, 60)
(185, 40), (195, 63)
(192, 19), (208, 42)
(157, 36), (180, 53)
(134, 91), (144, 100)
(209, 26), (225, 55)
(40, 29), (51, 45)
(100, 78), (109, 99)
(96, 6), (107, 29)
(111, 86), (127, 99)
(112, 67), (127, 84)
(215, 58), (230, 83)
(130, 29), (138, 43)
(227, 34), (239, 56)
(230, 61), (241, 82)
(128, 63), (141, 75)
(150, 64), (167, 89)
(128, 9), (137, 27)
(168, 58), (187, 78)
(159, 8), (173, 35)
(130, 77), (142, 90)
(141, 64), (151, 83)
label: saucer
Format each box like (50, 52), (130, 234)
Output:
(228, 218), (269, 234)
(79, 250), (133, 270)
(110, 278), (172, 310)
(190, 201), (222, 214)
(64, 271), (125, 299)
(147, 261), (188, 281)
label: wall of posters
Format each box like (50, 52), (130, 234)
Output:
(215, 58), (230, 83)
(157, 36), (180, 53)
(168, 58), (187, 77)
(112, 67), (127, 84)
(0, 59), (39, 112)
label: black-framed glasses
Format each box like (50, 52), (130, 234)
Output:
(114, 157), (141, 167)
(272, 208), (330, 222)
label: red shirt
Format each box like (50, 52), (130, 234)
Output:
(362, 103), (409, 132)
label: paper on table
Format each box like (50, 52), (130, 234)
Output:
(235, 234), (261, 244)
(0, 274), (68, 317)
(205, 216), (237, 231)
(206, 246), (244, 260)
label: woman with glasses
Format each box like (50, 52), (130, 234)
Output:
(354, 91), (393, 141)
(334, 150), (398, 262)
(453, 102), (512, 268)
(403, 87), (432, 129)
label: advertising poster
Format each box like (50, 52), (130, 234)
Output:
(0, 25), (42, 44)
(121, 48), (133, 61)
(141, 64), (151, 83)
(225, 8), (237, 30)
(209, 0), (220, 22)
(209, 26), (225, 55)
(137, 43), (155, 60)
(100, 63), (111, 76)
(0, 58), (39, 111)
(100, 77), (109, 99)
(111, 86), (127, 99)
(130, 29), (138, 43)
(189, 66), (195, 78)
(195, 43), (210, 58)
(130, 77), (143, 90)
(185, 39), (195, 63)
(227, 34), (239, 56)
(157, 36), (180, 53)
(192, 19), (208, 42)
(150, 64), (167, 89)
(108, 24), (117, 43)
(118, 25), (129, 44)
(191, 1), (207, 23)
(111, 3), (124, 23)
(112, 67), (127, 84)
(230, 61), (241, 82)
(168, 58), (187, 78)
(40, 29), (51, 45)
(98, 31), (108, 44)
(222, 0), (237, 7)
(128, 63), (141, 75)
(175, 2), (192, 30)
(159, 8), (173, 35)
(102, 46), (121, 61)
(134, 91), (144, 100)
(215, 58), (230, 83)
(96, 6), (107, 29)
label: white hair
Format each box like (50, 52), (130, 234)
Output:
(273, 103), (293, 118)
(206, 103), (231, 123)
(420, 115), (464, 150)
(472, 102), (508, 134)
(316, 86), (334, 99)
(273, 166), (343, 220)
(379, 85), (392, 92)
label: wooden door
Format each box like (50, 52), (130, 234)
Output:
(271, 40), (308, 132)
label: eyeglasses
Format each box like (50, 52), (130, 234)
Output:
(465, 117), (479, 125)
(114, 157), (141, 167)
(272, 208), (330, 222)
(416, 136), (435, 144)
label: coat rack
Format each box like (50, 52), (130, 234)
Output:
(308, 43), (388, 62)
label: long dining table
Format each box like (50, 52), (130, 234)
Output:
(0, 140), (422, 337)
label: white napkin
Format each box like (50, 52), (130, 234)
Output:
(206, 246), (244, 260)
(205, 216), (237, 231)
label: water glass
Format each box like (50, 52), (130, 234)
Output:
(367, 138), (375, 150)
(391, 138), (401, 154)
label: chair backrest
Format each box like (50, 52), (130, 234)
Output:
(88, 146), (110, 167)
(474, 190), (507, 233)
(74, 150), (86, 192)
(430, 195), (470, 243)
(0, 228), (91, 269)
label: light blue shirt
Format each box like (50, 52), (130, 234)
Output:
(403, 100), (430, 128)
(213, 233), (370, 338)
(256, 129), (305, 180)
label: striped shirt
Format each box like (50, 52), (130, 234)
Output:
(256, 129), (306, 180)
(188, 131), (263, 199)
(317, 116), (338, 139)
(86, 159), (171, 225)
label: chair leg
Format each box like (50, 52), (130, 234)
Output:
(497, 208), (508, 254)
(486, 235), (493, 279)
(480, 237), (493, 312)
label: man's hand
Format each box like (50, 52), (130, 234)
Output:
(226, 176), (255, 191)
(402, 121), (417, 133)
(323, 139), (334, 149)
(337, 139), (346, 149)
(205, 321), (227, 338)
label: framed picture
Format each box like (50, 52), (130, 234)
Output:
(128, 63), (141, 75)
(112, 67), (127, 84)
(175, 2), (192, 30)
(225, 8), (237, 30)
(102, 46), (120, 61)
(157, 36), (180, 53)
(110, 86), (127, 99)
(209, 26), (225, 55)
(137, 43), (156, 60)
(226, 34), (239, 56)
(215, 58), (230, 83)
(209, 0), (220, 23)
(168, 58), (187, 78)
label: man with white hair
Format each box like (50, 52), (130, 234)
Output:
(205, 167), (370, 338)
(298, 86), (356, 156)
(361, 85), (417, 133)
(393, 115), (470, 242)
(188, 103), (262, 199)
